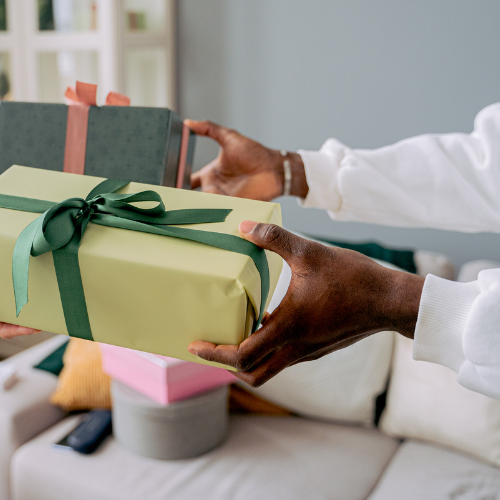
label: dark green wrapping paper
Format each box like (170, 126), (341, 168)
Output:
(0, 101), (193, 187)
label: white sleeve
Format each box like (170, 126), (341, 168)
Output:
(297, 103), (500, 399)
(298, 103), (500, 234)
(414, 271), (500, 400)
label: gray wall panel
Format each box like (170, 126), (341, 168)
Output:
(178, 0), (500, 270)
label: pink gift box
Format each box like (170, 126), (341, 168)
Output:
(100, 343), (236, 405)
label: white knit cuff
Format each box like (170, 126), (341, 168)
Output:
(297, 139), (346, 212)
(413, 274), (480, 373)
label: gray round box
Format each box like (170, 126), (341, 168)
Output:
(112, 380), (229, 460)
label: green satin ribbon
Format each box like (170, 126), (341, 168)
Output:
(0, 179), (270, 342)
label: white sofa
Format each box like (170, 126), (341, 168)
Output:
(0, 331), (56, 360)
(1, 340), (500, 499)
(2, 259), (500, 500)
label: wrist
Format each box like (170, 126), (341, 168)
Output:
(271, 150), (309, 198)
(381, 269), (425, 338)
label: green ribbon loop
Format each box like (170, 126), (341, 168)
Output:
(0, 179), (270, 342)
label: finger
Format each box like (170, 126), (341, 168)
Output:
(188, 311), (291, 371)
(190, 171), (201, 190)
(200, 185), (228, 196)
(0, 323), (40, 339)
(239, 221), (309, 264)
(188, 341), (241, 368)
(190, 160), (225, 193)
(260, 311), (271, 326)
(16, 326), (40, 335)
(231, 344), (297, 387)
(183, 120), (232, 146)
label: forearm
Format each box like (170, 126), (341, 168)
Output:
(384, 269), (425, 339)
(298, 103), (500, 234)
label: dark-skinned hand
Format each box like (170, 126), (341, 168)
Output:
(186, 119), (308, 200)
(188, 221), (424, 387)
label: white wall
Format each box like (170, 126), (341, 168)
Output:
(177, 0), (500, 270)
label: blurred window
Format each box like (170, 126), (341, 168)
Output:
(124, 47), (169, 107)
(38, 51), (98, 102)
(0, 0), (6, 31)
(124, 0), (167, 33)
(38, 0), (98, 31)
(0, 53), (11, 100)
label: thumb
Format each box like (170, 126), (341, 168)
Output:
(239, 221), (305, 263)
(184, 119), (232, 146)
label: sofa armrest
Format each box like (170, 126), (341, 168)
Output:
(1, 335), (68, 371)
(0, 331), (57, 360)
(0, 336), (67, 500)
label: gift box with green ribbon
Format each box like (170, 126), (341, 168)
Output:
(0, 166), (283, 369)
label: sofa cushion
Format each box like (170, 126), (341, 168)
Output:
(50, 339), (112, 411)
(457, 260), (500, 283)
(367, 441), (500, 500)
(380, 334), (500, 467)
(3, 335), (68, 371)
(0, 331), (57, 360)
(12, 415), (399, 500)
(242, 259), (394, 426)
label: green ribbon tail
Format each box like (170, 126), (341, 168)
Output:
(12, 217), (44, 316)
(52, 227), (94, 342)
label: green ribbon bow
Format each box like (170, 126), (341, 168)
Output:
(0, 179), (270, 342)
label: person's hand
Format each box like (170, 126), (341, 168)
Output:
(188, 222), (425, 387)
(185, 120), (309, 201)
(0, 323), (40, 340)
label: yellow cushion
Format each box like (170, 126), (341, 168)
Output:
(51, 338), (111, 411)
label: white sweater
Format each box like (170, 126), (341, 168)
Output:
(298, 103), (500, 400)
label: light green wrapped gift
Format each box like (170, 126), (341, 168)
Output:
(0, 166), (283, 369)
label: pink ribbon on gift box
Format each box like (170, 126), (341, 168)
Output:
(176, 122), (191, 189)
(63, 81), (131, 175)
(63, 81), (191, 187)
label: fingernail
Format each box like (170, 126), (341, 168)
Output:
(188, 347), (197, 355)
(239, 220), (258, 235)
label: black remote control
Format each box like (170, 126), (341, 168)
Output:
(67, 410), (112, 454)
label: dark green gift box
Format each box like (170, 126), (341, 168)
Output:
(0, 101), (195, 188)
